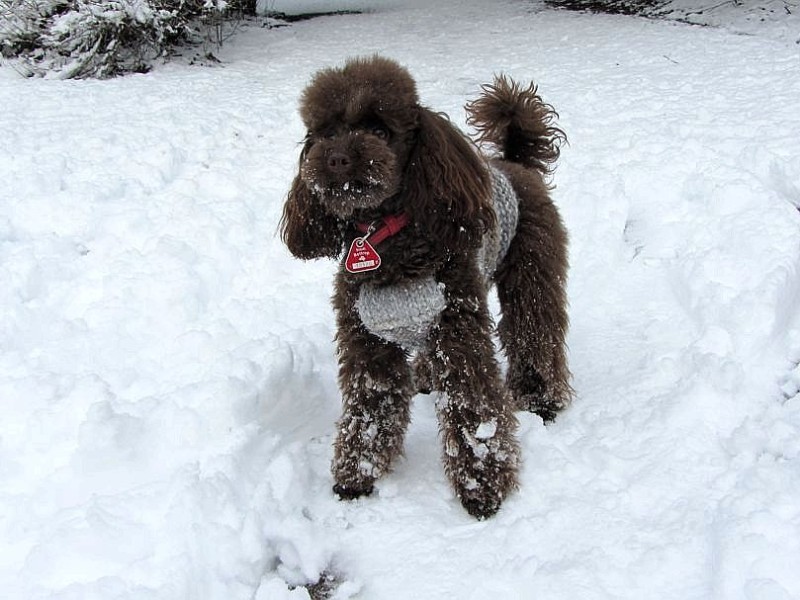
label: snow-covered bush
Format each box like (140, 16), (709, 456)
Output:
(0, 0), (239, 78)
(0, 0), (55, 58)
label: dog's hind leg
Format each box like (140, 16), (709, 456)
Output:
(428, 260), (520, 519)
(494, 164), (572, 422)
(330, 277), (414, 500)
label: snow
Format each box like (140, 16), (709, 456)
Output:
(654, 0), (800, 45)
(475, 420), (497, 440)
(2, 0), (800, 598)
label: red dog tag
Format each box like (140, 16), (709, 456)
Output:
(345, 237), (381, 273)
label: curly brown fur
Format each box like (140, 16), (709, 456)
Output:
(281, 56), (572, 520)
(494, 162), (573, 419)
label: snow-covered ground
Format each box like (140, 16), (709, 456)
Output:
(652, 0), (800, 45)
(2, 0), (800, 598)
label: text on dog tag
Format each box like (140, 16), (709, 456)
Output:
(345, 237), (381, 273)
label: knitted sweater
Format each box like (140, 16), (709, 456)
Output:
(356, 165), (519, 350)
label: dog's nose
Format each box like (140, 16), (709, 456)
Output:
(327, 151), (351, 174)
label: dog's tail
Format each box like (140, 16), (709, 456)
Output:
(466, 75), (566, 176)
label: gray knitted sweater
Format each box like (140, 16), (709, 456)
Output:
(356, 165), (519, 350)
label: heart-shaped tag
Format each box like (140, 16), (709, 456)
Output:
(345, 237), (381, 273)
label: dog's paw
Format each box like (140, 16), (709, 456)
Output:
(450, 444), (519, 521)
(459, 494), (502, 520)
(332, 483), (374, 501)
(519, 393), (567, 424)
(529, 398), (559, 424)
(534, 407), (559, 424)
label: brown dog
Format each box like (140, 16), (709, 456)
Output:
(281, 56), (571, 519)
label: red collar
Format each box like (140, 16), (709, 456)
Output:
(355, 213), (411, 246)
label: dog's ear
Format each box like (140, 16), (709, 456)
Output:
(404, 108), (495, 250)
(280, 149), (345, 260)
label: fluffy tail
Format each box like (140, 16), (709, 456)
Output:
(466, 75), (566, 176)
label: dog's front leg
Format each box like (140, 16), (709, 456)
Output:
(428, 260), (521, 519)
(330, 274), (414, 500)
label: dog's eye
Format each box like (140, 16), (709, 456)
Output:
(372, 127), (390, 140)
(310, 129), (336, 140)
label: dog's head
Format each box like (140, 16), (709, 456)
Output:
(297, 55), (419, 218)
(282, 56), (493, 260)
